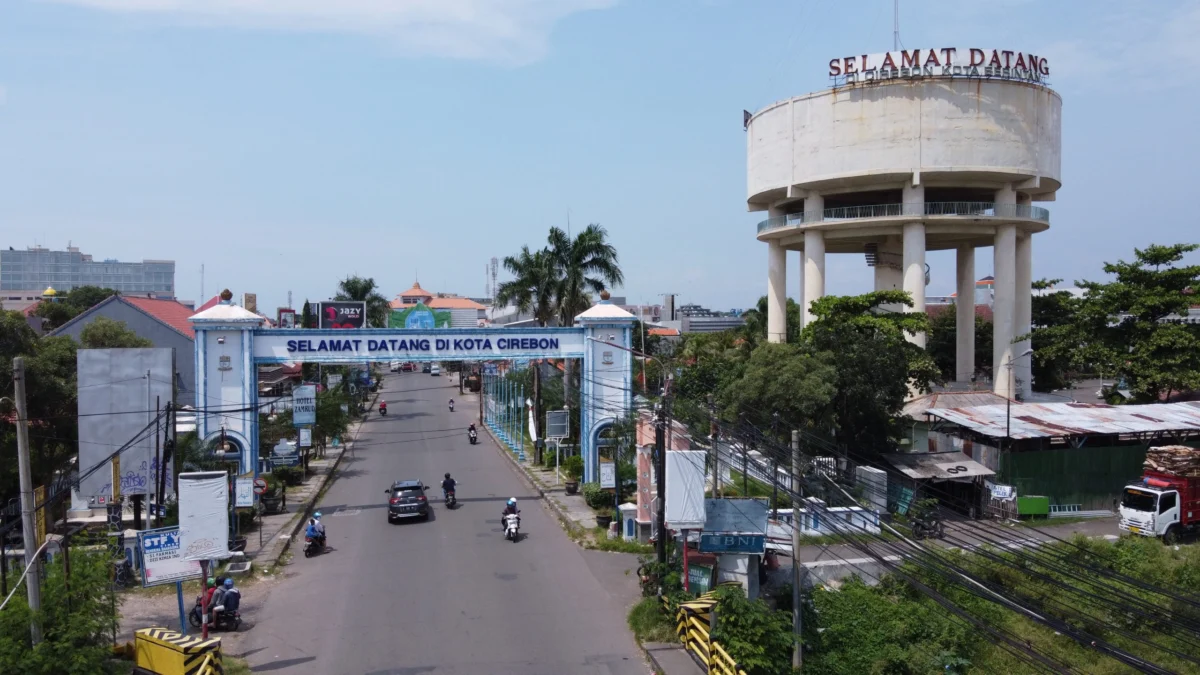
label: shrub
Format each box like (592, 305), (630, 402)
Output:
(563, 455), (584, 482)
(710, 584), (795, 675)
(582, 482), (613, 510)
(274, 466), (303, 486)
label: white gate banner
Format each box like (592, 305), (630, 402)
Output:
(179, 471), (231, 561)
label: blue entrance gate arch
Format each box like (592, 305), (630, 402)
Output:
(188, 296), (635, 484)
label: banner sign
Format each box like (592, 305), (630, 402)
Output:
(234, 478), (254, 508)
(299, 427), (312, 448)
(830, 47), (1050, 86)
(546, 410), (569, 439)
(326, 373), (343, 387)
(600, 461), (617, 489)
(292, 385), (317, 426)
(178, 471), (231, 561)
(139, 526), (203, 587)
(699, 533), (766, 555)
(254, 329), (587, 363)
(319, 301), (367, 329)
(277, 308), (296, 328)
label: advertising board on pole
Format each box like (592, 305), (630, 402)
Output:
(599, 461), (617, 489)
(138, 527), (203, 587)
(178, 471), (231, 561)
(298, 427), (312, 448)
(319, 301), (367, 329)
(234, 478), (254, 508)
(546, 410), (569, 439)
(292, 385), (317, 426)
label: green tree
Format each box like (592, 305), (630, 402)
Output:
(32, 286), (118, 330)
(548, 224), (624, 426)
(0, 551), (123, 674)
(62, 285), (118, 312)
(1028, 279), (1081, 392)
(0, 312), (80, 500)
(926, 307), (993, 382)
(740, 295), (803, 345)
(719, 342), (836, 433)
(78, 316), (153, 349)
(1037, 244), (1200, 401)
(334, 276), (390, 328)
(495, 246), (559, 437)
(709, 584), (796, 675)
(802, 291), (939, 452)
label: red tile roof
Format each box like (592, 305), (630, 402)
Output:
(196, 295), (221, 312)
(21, 301), (42, 317)
(397, 281), (433, 300)
(121, 297), (198, 338)
(647, 327), (680, 337)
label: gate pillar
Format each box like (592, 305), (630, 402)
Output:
(577, 298), (636, 484)
(189, 291), (265, 477)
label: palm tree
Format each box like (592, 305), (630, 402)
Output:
(741, 295), (802, 344)
(334, 276), (390, 328)
(495, 247), (558, 438)
(548, 224), (624, 416)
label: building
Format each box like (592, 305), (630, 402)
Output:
(1, 245), (175, 311)
(391, 281), (487, 326)
(50, 295), (198, 404)
(748, 47), (1061, 399)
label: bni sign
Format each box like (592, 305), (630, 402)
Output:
(699, 533), (766, 555)
(138, 526), (203, 587)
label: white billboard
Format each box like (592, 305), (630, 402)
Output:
(77, 349), (176, 503)
(179, 471), (231, 561)
(138, 526), (203, 587)
(665, 451), (707, 530)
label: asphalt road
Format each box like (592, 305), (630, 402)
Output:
(236, 371), (648, 675)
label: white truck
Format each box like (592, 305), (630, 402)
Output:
(1118, 446), (1200, 544)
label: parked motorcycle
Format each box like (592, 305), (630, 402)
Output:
(468, 429), (478, 445)
(188, 596), (242, 631)
(445, 489), (457, 509)
(911, 517), (945, 541)
(503, 513), (521, 543)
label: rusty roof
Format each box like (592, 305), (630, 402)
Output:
(902, 391), (1012, 420)
(927, 401), (1200, 440)
(884, 451), (995, 480)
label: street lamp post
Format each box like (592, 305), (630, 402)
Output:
(1005, 348), (1035, 440)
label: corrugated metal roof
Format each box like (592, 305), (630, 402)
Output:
(884, 451), (995, 480)
(903, 391), (1012, 419)
(927, 402), (1200, 439)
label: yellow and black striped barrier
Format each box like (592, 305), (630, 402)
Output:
(134, 627), (224, 675)
(661, 583), (748, 675)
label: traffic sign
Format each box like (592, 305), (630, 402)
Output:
(253, 478), (268, 495)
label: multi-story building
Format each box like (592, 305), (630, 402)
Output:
(1, 245), (175, 311)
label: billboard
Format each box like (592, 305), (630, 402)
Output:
(292, 385), (317, 426)
(319, 301), (366, 329)
(242, 293), (258, 314)
(138, 526), (203, 587)
(77, 349), (176, 503)
(389, 303), (451, 329)
(178, 471), (231, 561)
(277, 308), (296, 328)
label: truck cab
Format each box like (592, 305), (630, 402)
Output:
(1119, 472), (1197, 544)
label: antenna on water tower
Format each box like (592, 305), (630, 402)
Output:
(893, 0), (900, 50)
(200, 264), (205, 301)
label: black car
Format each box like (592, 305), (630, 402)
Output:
(421, 363), (432, 373)
(385, 480), (430, 522)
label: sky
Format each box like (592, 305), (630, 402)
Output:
(2, 0), (1198, 315)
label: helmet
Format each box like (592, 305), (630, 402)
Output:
(224, 578), (233, 588)
(507, 498), (516, 506)
(207, 577), (216, 588)
(444, 473), (451, 479)
(313, 511), (322, 519)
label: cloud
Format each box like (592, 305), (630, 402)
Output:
(1038, 1), (1200, 91)
(45, 0), (618, 64)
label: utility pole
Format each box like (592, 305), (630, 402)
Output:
(708, 394), (719, 497)
(791, 429), (803, 670)
(654, 400), (667, 565)
(13, 357), (43, 645)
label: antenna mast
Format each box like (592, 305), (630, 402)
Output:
(893, 0), (899, 50)
(200, 264), (205, 301)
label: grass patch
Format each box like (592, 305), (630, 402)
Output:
(583, 527), (655, 554)
(1015, 515), (1114, 528)
(224, 655), (252, 675)
(628, 596), (678, 643)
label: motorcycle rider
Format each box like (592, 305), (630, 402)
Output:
(441, 472), (457, 501)
(468, 423), (478, 442)
(448, 398), (455, 412)
(379, 400), (387, 415)
(501, 498), (520, 530)
(311, 512), (326, 549)
(202, 577), (218, 624)
(213, 578), (240, 627)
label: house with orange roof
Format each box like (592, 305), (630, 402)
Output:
(50, 295), (200, 404)
(390, 281), (488, 326)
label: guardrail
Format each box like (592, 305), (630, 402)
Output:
(661, 586), (749, 675)
(757, 201), (1051, 234)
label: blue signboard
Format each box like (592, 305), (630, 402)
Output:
(138, 526), (203, 587)
(699, 533), (766, 554)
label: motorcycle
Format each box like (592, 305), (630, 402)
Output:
(503, 513), (521, 543)
(444, 489), (457, 509)
(380, 405), (388, 416)
(448, 401), (455, 412)
(188, 596), (242, 632)
(468, 429), (478, 445)
(911, 517), (945, 541)
(303, 535), (325, 558)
